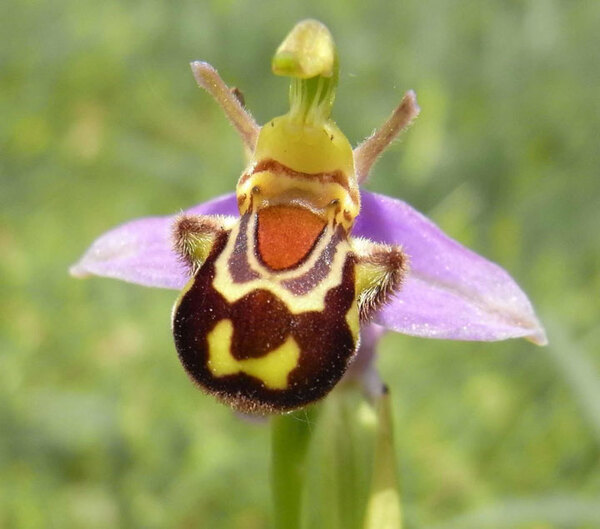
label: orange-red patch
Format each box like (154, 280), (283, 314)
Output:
(257, 206), (325, 270)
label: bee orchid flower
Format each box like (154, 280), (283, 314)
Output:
(71, 20), (546, 415)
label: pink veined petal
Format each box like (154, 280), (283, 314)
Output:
(71, 189), (546, 345)
(354, 191), (547, 345)
(69, 193), (239, 289)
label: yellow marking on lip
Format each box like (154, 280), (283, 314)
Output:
(212, 217), (352, 313)
(171, 276), (196, 326)
(207, 319), (300, 390)
(345, 300), (360, 342)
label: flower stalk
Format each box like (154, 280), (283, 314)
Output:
(270, 384), (403, 529)
(271, 407), (318, 529)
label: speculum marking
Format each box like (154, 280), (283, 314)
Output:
(172, 231), (358, 414)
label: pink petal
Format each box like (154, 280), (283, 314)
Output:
(70, 194), (239, 289)
(354, 191), (547, 345)
(71, 190), (546, 345)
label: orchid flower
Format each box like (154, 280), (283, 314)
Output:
(71, 20), (546, 417)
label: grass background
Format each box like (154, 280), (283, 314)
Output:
(1, 0), (599, 528)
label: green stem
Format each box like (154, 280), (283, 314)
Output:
(270, 407), (318, 529)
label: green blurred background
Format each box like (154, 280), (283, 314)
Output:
(2, 1), (599, 528)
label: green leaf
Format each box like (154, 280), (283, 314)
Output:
(363, 389), (403, 529)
